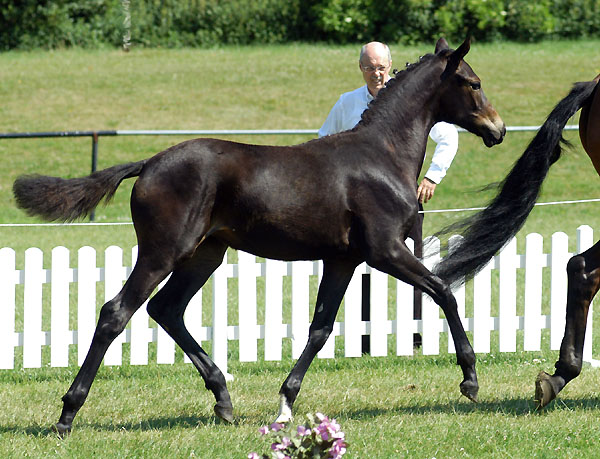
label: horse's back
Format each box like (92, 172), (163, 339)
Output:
(130, 137), (361, 261)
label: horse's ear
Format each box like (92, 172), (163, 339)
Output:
(452, 36), (471, 61)
(435, 38), (449, 54)
(442, 36), (471, 78)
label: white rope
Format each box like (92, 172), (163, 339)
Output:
(419, 198), (600, 214)
(1, 197), (598, 227)
(0, 222), (133, 227)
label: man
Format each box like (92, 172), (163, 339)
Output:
(319, 41), (459, 348)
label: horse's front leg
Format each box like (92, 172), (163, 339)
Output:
(276, 259), (356, 423)
(367, 242), (478, 402)
(536, 241), (600, 409)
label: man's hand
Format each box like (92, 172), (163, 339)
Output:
(417, 177), (437, 204)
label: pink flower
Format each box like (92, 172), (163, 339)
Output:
(329, 439), (347, 458)
(247, 453), (260, 459)
(270, 422), (284, 432)
(258, 425), (269, 435)
(271, 437), (291, 452)
(280, 437), (292, 448)
(297, 425), (311, 437)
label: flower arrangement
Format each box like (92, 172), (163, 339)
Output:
(248, 413), (347, 459)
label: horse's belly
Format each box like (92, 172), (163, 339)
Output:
(213, 223), (352, 262)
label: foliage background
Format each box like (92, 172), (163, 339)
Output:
(2, 0), (600, 50)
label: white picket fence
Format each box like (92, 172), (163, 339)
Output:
(1, 225), (598, 378)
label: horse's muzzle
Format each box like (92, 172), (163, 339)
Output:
(482, 120), (506, 147)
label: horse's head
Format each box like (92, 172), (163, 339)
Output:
(435, 37), (505, 147)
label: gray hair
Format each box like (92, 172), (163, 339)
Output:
(359, 42), (392, 64)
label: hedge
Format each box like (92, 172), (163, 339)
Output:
(1, 0), (600, 50)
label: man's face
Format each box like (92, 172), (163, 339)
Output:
(360, 51), (391, 97)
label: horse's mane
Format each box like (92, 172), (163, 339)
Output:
(355, 53), (439, 128)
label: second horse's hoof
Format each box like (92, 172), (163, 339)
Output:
(460, 380), (479, 403)
(214, 402), (234, 423)
(534, 371), (557, 410)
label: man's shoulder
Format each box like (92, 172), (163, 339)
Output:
(338, 85), (368, 103)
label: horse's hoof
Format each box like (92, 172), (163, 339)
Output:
(275, 394), (293, 424)
(460, 380), (479, 403)
(51, 422), (71, 437)
(214, 402), (234, 423)
(274, 412), (293, 424)
(535, 371), (557, 410)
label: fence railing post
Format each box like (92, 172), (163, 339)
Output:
(90, 132), (99, 221)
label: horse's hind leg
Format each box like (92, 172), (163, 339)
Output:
(55, 255), (172, 435)
(145, 238), (233, 422)
(535, 240), (600, 409)
(276, 259), (357, 423)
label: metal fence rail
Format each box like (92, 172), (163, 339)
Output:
(0, 124), (580, 175)
(0, 125), (580, 220)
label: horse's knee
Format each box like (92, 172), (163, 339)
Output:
(567, 254), (586, 278)
(566, 254), (600, 300)
(427, 275), (456, 308)
(96, 300), (130, 341)
(307, 326), (332, 350)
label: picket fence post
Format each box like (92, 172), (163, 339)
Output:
(238, 251), (258, 362)
(344, 263), (364, 358)
(23, 247), (44, 368)
(422, 237), (442, 355)
(265, 258), (286, 361)
(498, 238), (518, 352)
(473, 257), (493, 353)
(523, 233), (544, 351)
(550, 232), (569, 350)
(50, 246), (71, 367)
(0, 248), (17, 369)
(77, 246), (97, 366)
(447, 235), (466, 354)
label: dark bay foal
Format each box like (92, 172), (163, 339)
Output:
(13, 38), (505, 434)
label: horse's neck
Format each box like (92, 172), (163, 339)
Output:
(365, 76), (441, 172)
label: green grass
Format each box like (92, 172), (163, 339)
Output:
(1, 40), (600, 252)
(2, 40), (600, 456)
(2, 352), (600, 458)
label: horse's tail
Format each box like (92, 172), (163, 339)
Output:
(13, 159), (148, 222)
(433, 79), (599, 287)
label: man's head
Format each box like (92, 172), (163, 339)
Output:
(359, 42), (392, 97)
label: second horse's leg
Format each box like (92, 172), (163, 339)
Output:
(535, 241), (600, 409)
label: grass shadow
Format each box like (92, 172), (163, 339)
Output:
(4, 397), (600, 436)
(332, 395), (600, 420)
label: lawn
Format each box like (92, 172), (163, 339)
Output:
(1, 40), (600, 457)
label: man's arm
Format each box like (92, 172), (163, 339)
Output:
(417, 121), (459, 203)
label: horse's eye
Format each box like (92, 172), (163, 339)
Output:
(470, 82), (481, 90)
